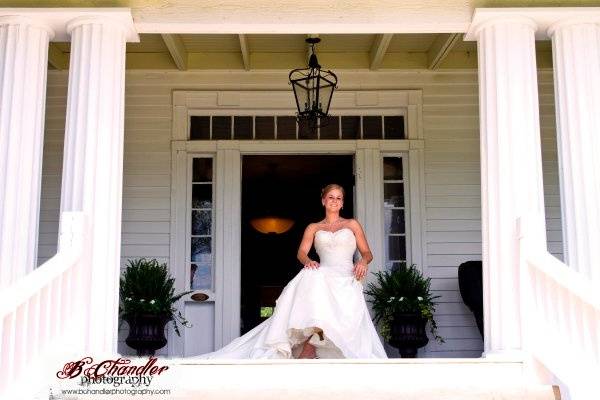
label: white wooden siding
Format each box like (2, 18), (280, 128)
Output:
(38, 69), (562, 358)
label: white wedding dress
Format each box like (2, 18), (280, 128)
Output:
(194, 227), (388, 359)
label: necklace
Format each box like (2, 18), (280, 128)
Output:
(323, 217), (342, 225)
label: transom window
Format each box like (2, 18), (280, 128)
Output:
(189, 115), (405, 140)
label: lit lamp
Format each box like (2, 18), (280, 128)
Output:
(289, 37), (338, 128)
(250, 216), (295, 235)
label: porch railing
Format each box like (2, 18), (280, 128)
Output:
(519, 216), (600, 400)
(0, 212), (87, 399)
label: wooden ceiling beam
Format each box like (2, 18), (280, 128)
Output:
(369, 34), (393, 70)
(238, 34), (250, 70)
(427, 33), (461, 70)
(48, 43), (68, 70)
(161, 34), (188, 70)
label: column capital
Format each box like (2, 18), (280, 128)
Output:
(0, 15), (54, 39)
(466, 7), (600, 41)
(66, 15), (132, 38)
(0, 8), (139, 42)
(465, 13), (537, 41)
(548, 16), (600, 37)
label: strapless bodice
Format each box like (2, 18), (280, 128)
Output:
(314, 227), (356, 274)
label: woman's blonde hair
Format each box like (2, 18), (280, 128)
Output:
(321, 184), (345, 199)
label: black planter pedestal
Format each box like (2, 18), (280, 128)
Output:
(124, 314), (171, 356)
(388, 313), (429, 358)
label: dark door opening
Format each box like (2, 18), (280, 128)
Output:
(240, 155), (354, 334)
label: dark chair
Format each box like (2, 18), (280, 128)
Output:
(458, 260), (484, 338)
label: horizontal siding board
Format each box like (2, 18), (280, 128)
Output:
(122, 234), (171, 245)
(428, 231), (482, 243)
(427, 243), (482, 255)
(428, 255), (480, 267)
(431, 290), (466, 303)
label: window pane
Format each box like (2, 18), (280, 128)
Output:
(191, 262), (212, 290)
(193, 158), (212, 182)
(384, 116), (405, 139)
(191, 237), (211, 262)
(319, 116), (339, 139)
(234, 116), (253, 140)
(192, 210), (211, 235)
(383, 157), (403, 180)
(384, 183), (404, 207)
(277, 116), (296, 139)
(385, 209), (405, 234)
(298, 119), (317, 139)
(341, 116), (360, 139)
(192, 184), (212, 208)
(387, 235), (406, 260)
(190, 116), (210, 140)
(363, 116), (382, 139)
(255, 116), (274, 139)
(212, 116), (231, 139)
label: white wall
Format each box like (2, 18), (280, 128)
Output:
(38, 69), (562, 358)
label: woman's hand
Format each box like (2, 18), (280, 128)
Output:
(353, 260), (368, 281)
(304, 260), (320, 269)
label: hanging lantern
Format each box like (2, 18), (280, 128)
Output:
(289, 37), (338, 128)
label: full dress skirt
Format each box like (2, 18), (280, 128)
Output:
(193, 227), (388, 359)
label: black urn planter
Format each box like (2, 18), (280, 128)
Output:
(388, 313), (429, 358)
(124, 313), (171, 356)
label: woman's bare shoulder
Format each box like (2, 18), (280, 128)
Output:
(346, 218), (361, 227)
(304, 222), (321, 232)
(345, 218), (364, 231)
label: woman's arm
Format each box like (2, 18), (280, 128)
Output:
(350, 219), (373, 279)
(297, 223), (320, 269)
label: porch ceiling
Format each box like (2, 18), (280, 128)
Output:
(48, 33), (553, 71)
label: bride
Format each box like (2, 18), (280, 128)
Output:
(194, 183), (388, 359)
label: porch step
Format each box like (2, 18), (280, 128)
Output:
(159, 358), (559, 400)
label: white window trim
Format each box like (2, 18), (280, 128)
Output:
(169, 90), (426, 357)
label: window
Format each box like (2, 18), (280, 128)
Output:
(383, 156), (408, 270)
(190, 157), (214, 290)
(189, 115), (405, 140)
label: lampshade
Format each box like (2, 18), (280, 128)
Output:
(250, 216), (295, 234)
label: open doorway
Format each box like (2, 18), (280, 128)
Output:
(240, 155), (354, 334)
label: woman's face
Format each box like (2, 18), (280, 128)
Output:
(322, 188), (344, 212)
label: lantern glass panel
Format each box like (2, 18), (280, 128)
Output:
(319, 83), (334, 115)
(299, 87), (310, 113)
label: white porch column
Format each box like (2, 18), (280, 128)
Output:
(0, 17), (53, 288)
(59, 15), (135, 355)
(466, 14), (547, 356)
(548, 18), (600, 286)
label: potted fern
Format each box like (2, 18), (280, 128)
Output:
(119, 258), (192, 356)
(365, 262), (444, 357)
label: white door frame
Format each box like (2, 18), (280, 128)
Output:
(169, 90), (425, 357)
